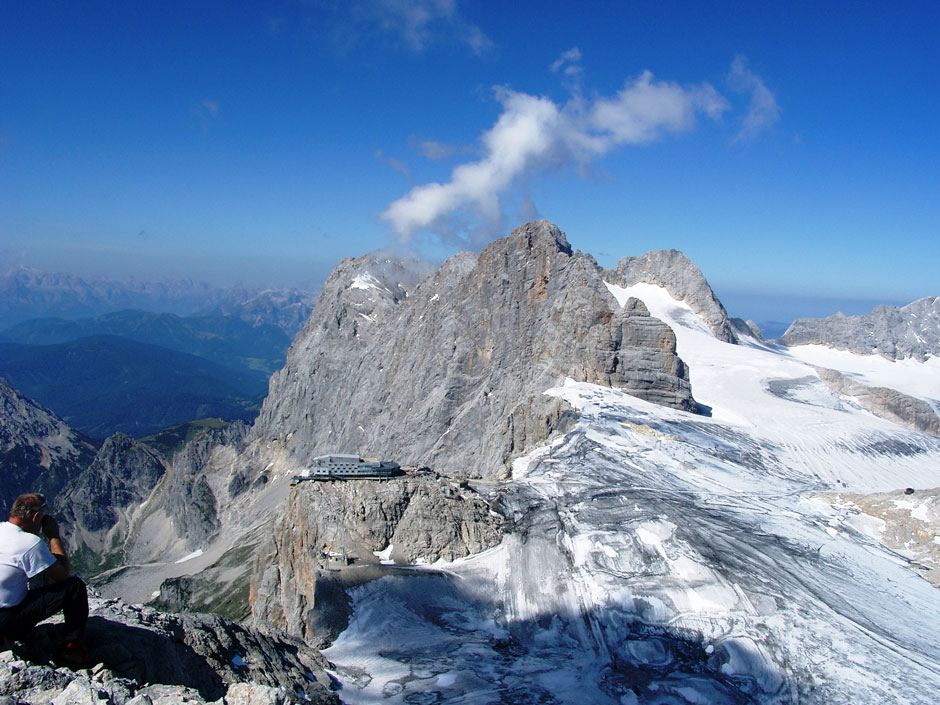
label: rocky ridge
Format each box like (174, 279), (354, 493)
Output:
(1, 597), (338, 705)
(814, 367), (940, 437)
(253, 220), (696, 481)
(86, 222), (709, 631)
(609, 248), (738, 344)
(780, 296), (940, 361)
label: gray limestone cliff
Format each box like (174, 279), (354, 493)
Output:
(253, 220), (696, 480)
(2, 597), (339, 704)
(159, 422), (249, 551)
(0, 376), (98, 514)
(780, 296), (940, 361)
(250, 473), (503, 644)
(609, 249), (738, 344)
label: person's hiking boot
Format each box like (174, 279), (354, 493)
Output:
(54, 641), (95, 669)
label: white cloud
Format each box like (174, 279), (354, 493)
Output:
(550, 47), (584, 94)
(729, 55), (780, 140)
(416, 139), (458, 161)
(375, 149), (411, 179)
(381, 71), (729, 243)
(550, 47), (582, 72)
(551, 47), (583, 75)
(352, 0), (492, 54)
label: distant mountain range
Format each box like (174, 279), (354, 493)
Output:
(0, 265), (317, 336)
(1, 309), (291, 377)
(780, 296), (940, 361)
(0, 268), (320, 437)
(0, 336), (263, 437)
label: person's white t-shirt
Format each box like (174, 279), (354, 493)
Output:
(0, 521), (55, 608)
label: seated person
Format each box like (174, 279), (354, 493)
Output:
(0, 493), (90, 666)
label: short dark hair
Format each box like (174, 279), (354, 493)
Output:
(10, 493), (46, 520)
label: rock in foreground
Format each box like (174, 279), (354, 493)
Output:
(1, 597), (339, 705)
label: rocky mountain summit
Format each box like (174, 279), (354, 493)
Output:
(254, 220), (696, 480)
(780, 296), (940, 361)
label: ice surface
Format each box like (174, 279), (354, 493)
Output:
(373, 545), (395, 565)
(323, 283), (940, 704)
(174, 549), (203, 564)
(350, 273), (382, 291)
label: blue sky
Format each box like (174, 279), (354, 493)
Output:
(2, 1), (937, 323)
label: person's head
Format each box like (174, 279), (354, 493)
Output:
(9, 493), (47, 533)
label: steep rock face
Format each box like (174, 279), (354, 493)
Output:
(54, 433), (167, 572)
(254, 221), (695, 479)
(0, 376), (97, 514)
(610, 249), (738, 344)
(2, 597), (339, 704)
(780, 296), (940, 361)
(250, 474), (503, 644)
(159, 422), (248, 551)
(814, 367), (940, 437)
(116, 421), (249, 572)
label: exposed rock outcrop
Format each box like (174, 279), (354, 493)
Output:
(1, 597), (339, 704)
(609, 249), (738, 344)
(0, 376), (98, 514)
(250, 473), (504, 644)
(253, 220), (695, 480)
(815, 367), (940, 437)
(780, 296), (940, 361)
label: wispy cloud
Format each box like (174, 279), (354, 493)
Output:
(201, 99), (220, 116)
(729, 55), (780, 141)
(375, 149), (411, 179)
(350, 0), (492, 55)
(381, 69), (729, 245)
(416, 139), (459, 161)
(550, 47), (584, 93)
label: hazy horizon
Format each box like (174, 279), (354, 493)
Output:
(0, 256), (917, 337)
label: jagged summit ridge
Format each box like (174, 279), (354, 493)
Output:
(781, 296), (940, 361)
(254, 220), (697, 479)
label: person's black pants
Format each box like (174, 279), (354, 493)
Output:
(0, 576), (88, 643)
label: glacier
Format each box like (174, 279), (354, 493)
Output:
(323, 282), (940, 704)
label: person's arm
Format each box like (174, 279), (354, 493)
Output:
(40, 515), (70, 581)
